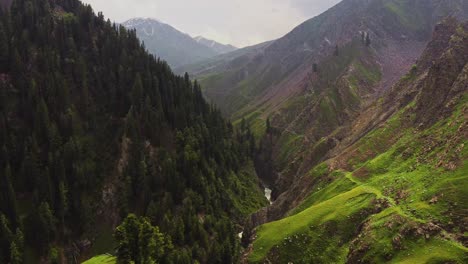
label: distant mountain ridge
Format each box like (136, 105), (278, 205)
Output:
(122, 18), (236, 68)
(187, 0), (468, 118)
(194, 36), (237, 54)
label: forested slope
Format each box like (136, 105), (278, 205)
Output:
(0, 0), (266, 263)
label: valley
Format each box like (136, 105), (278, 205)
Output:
(182, 0), (468, 263)
(0, 0), (466, 263)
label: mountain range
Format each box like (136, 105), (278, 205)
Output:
(181, 0), (468, 262)
(122, 18), (237, 68)
(183, 0), (468, 191)
(245, 17), (468, 263)
(194, 36), (237, 55)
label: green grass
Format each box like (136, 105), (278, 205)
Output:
(89, 222), (116, 256)
(354, 61), (381, 84)
(249, 186), (376, 263)
(288, 173), (356, 216)
(276, 133), (304, 168)
(384, 0), (427, 32)
(232, 110), (267, 139)
(248, 87), (468, 263)
(82, 254), (116, 264)
(391, 238), (467, 264)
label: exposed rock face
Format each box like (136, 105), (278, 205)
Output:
(246, 18), (468, 232)
(186, 1), (467, 205)
(415, 21), (468, 126)
(243, 19), (467, 263)
(190, 0), (467, 115)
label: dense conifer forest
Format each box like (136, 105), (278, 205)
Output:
(0, 0), (265, 263)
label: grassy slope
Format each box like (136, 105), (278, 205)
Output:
(249, 94), (468, 263)
(82, 254), (116, 264)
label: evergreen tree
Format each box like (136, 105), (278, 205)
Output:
(0, 22), (9, 71)
(36, 202), (56, 252)
(115, 214), (169, 264)
(1, 164), (18, 227)
(0, 214), (13, 263)
(0, 0), (262, 261)
(9, 241), (21, 264)
(131, 74), (144, 108)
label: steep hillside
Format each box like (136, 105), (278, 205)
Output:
(187, 0), (468, 200)
(122, 18), (219, 68)
(194, 36), (237, 54)
(0, 1), (266, 263)
(246, 19), (468, 264)
(192, 0), (466, 116)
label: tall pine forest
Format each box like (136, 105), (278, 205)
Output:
(0, 0), (267, 263)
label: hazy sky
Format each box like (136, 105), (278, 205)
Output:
(81, 0), (341, 47)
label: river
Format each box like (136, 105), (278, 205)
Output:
(264, 187), (272, 204)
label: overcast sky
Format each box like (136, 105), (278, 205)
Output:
(81, 0), (341, 47)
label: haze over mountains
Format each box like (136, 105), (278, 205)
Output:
(122, 18), (237, 68)
(194, 36), (237, 55)
(185, 0), (468, 118)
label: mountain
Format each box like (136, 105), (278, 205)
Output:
(246, 17), (468, 264)
(194, 36), (237, 54)
(0, 1), (267, 263)
(122, 18), (219, 68)
(187, 0), (467, 193)
(175, 40), (273, 77)
(188, 0), (467, 117)
(179, 0), (468, 262)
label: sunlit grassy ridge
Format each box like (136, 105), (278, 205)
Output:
(249, 95), (468, 263)
(249, 186), (376, 263)
(82, 254), (116, 264)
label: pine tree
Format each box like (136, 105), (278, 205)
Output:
(0, 0), (264, 260)
(115, 214), (169, 264)
(10, 48), (22, 78)
(37, 202), (56, 252)
(9, 241), (21, 264)
(1, 164), (18, 227)
(12, 228), (24, 264)
(0, 22), (9, 71)
(365, 33), (371, 47)
(57, 181), (68, 229)
(131, 74), (144, 108)
(334, 45), (339, 56)
(0, 214), (13, 263)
